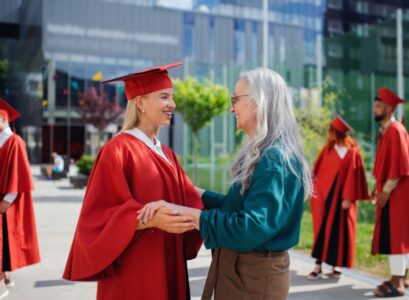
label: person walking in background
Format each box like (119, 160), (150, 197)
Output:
(63, 62), (204, 300)
(371, 88), (409, 298)
(308, 115), (369, 280)
(139, 67), (311, 300)
(0, 98), (41, 299)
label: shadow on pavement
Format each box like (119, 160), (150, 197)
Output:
(290, 270), (342, 287)
(34, 279), (75, 288)
(289, 284), (374, 299)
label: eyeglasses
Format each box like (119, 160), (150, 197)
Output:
(230, 94), (250, 106)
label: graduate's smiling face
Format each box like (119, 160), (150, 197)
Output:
(230, 79), (257, 137)
(373, 100), (393, 122)
(0, 115), (8, 132)
(137, 88), (175, 128)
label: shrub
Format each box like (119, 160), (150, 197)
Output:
(76, 155), (96, 176)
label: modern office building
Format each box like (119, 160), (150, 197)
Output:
(324, 0), (409, 37)
(1, 0), (408, 163)
(0, 0), (307, 163)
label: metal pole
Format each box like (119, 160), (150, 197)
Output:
(316, 34), (323, 107)
(210, 67), (215, 189)
(396, 9), (404, 121)
(67, 66), (71, 159)
(262, 0), (268, 68)
(183, 58), (189, 161)
(370, 73), (376, 161)
(47, 59), (56, 160)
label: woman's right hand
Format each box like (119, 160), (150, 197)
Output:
(145, 206), (196, 234)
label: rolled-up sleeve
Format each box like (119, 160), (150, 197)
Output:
(202, 190), (226, 209)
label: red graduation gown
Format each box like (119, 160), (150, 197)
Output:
(63, 133), (204, 300)
(372, 121), (409, 255)
(310, 144), (369, 268)
(0, 134), (40, 270)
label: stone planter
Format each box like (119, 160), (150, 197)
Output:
(69, 174), (89, 189)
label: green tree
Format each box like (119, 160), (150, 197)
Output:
(295, 75), (350, 166)
(173, 76), (230, 182)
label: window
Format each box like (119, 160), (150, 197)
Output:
(328, 19), (343, 34)
(328, 0), (342, 10)
(356, 1), (369, 14)
(234, 19), (245, 64)
(209, 17), (215, 63)
(328, 43), (343, 58)
(183, 13), (195, 58)
(251, 21), (258, 64)
(269, 23), (275, 66)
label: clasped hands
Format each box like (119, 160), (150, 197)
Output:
(137, 200), (200, 234)
(370, 190), (390, 208)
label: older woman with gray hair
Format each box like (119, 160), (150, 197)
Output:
(139, 67), (311, 299)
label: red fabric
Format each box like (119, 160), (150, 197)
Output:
(372, 121), (409, 254)
(330, 115), (353, 133)
(310, 144), (369, 268)
(0, 134), (40, 270)
(63, 134), (203, 300)
(103, 62), (183, 100)
(0, 98), (21, 122)
(376, 88), (404, 110)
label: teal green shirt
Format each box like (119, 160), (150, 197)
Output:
(199, 145), (305, 251)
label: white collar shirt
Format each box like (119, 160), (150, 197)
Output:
(124, 128), (171, 165)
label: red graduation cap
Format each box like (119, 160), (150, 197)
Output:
(330, 115), (353, 133)
(103, 62), (183, 100)
(376, 87), (405, 110)
(0, 97), (21, 122)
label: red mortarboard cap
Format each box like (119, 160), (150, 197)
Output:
(103, 62), (183, 100)
(330, 115), (353, 133)
(0, 98), (21, 122)
(376, 87), (405, 110)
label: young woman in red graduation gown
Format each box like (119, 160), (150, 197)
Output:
(308, 116), (369, 279)
(0, 99), (40, 298)
(63, 62), (204, 300)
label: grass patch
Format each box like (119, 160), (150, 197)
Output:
(296, 207), (389, 278)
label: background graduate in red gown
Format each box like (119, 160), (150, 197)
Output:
(0, 98), (40, 298)
(371, 88), (409, 297)
(308, 115), (369, 280)
(63, 62), (204, 300)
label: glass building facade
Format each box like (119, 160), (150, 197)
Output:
(0, 0), (408, 169)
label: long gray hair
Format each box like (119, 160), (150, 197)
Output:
(231, 68), (312, 197)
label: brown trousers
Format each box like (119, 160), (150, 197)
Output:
(202, 248), (290, 300)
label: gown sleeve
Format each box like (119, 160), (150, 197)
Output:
(63, 142), (142, 281)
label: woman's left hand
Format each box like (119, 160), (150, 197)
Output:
(138, 200), (181, 224)
(341, 199), (351, 209)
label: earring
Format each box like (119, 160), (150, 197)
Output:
(142, 108), (145, 113)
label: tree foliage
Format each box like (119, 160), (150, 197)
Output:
(173, 77), (230, 134)
(77, 87), (122, 133)
(295, 76), (350, 166)
(77, 87), (122, 150)
(173, 77), (230, 182)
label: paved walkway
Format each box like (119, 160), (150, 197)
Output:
(4, 166), (409, 299)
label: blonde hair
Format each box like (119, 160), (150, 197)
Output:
(119, 99), (141, 133)
(118, 95), (160, 136)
